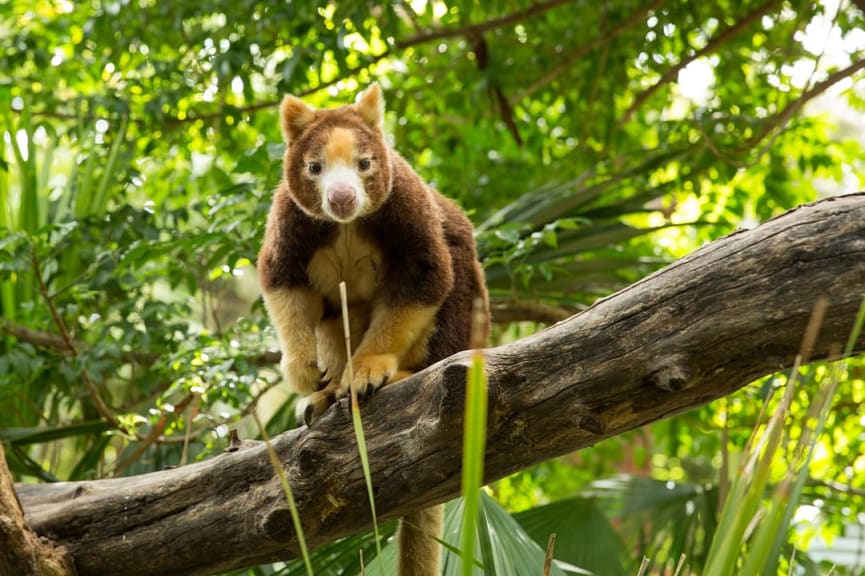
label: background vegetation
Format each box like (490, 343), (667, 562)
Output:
(2, 0), (864, 574)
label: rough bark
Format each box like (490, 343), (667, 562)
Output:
(0, 443), (75, 576)
(14, 193), (865, 576)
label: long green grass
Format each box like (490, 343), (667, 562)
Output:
(340, 281), (384, 576)
(253, 413), (314, 576)
(702, 297), (865, 576)
(458, 298), (490, 576)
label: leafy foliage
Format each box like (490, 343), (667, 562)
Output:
(2, 0), (865, 574)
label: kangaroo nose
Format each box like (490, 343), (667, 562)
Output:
(327, 183), (358, 219)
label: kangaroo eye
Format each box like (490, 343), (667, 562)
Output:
(307, 162), (322, 175)
(358, 158), (371, 171)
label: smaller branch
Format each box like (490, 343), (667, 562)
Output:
(470, 34), (523, 145)
(512, 0), (666, 102)
(1, 320), (281, 369)
(697, 55), (865, 166)
(0, 323), (72, 352)
(489, 300), (576, 324)
(736, 56), (865, 152)
(617, 0), (782, 128)
(32, 252), (123, 432)
(581, 12), (613, 146)
(113, 393), (196, 476)
(171, 53), (388, 125)
(810, 478), (865, 499)
(182, 0), (577, 125)
(396, 0), (424, 34)
(396, 0), (578, 50)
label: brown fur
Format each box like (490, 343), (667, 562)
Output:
(257, 84), (489, 575)
(398, 505), (445, 576)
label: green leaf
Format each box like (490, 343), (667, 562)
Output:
(0, 420), (112, 445)
(442, 495), (570, 576)
(515, 496), (629, 576)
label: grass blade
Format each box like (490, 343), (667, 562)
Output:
(459, 298), (489, 576)
(93, 116), (128, 214)
(340, 281), (384, 574)
(252, 413), (313, 576)
(843, 295), (865, 358)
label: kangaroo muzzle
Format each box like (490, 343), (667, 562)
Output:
(327, 182), (358, 220)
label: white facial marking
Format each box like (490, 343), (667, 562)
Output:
(320, 162), (367, 222)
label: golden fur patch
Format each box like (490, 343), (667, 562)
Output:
(324, 127), (357, 165)
(307, 224), (382, 306)
(261, 287), (323, 394)
(342, 304), (438, 392)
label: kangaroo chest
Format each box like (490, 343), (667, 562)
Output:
(307, 224), (383, 306)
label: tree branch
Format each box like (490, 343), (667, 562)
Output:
(738, 55), (865, 152)
(0, 320), (282, 368)
(617, 0), (782, 128)
(489, 300), (576, 324)
(512, 0), (667, 103)
(695, 55), (865, 167)
(396, 0), (578, 50)
(32, 252), (123, 432)
(15, 193), (865, 576)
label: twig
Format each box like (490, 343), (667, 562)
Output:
(673, 553), (687, 576)
(636, 556), (651, 576)
(180, 393), (200, 466)
(809, 478), (865, 498)
(113, 392), (196, 476)
(0, 322), (77, 352)
(542, 533), (556, 576)
(396, 0), (423, 34)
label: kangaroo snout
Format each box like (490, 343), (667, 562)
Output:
(327, 183), (358, 219)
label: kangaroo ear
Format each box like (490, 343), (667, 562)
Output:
(280, 95), (316, 144)
(354, 83), (384, 130)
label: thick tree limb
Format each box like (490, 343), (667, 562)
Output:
(15, 193), (865, 576)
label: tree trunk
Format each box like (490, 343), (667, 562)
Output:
(0, 443), (75, 576)
(15, 193), (865, 576)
